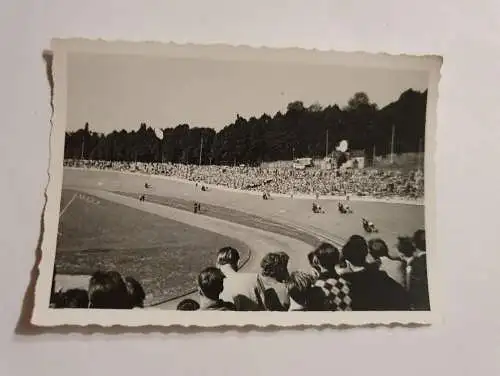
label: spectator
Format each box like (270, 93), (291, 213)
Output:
(124, 276), (146, 308)
(61, 289), (89, 308)
(176, 299), (200, 311)
(197, 267), (236, 311)
(411, 230), (429, 310)
(307, 243), (352, 311)
(307, 251), (321, 279)
(88, 271), (132, 309)
(397, 236), (416, 291)
(413, 229), (426, 252)
(51, 288), (89, 308)
(342, 235), (409, 311)
(255, 252), (291, 311)
(286, 271), (316, 311)
(50, 290), (63, 309)
(64, 159), (424, 200)
(216, 247), (262, 311)
(397, 231), (430, 311)
(367, 238), (405, 286)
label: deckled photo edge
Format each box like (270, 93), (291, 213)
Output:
(32, 38), (442, 328)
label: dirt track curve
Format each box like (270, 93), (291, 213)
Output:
(58, 168), (424, 309)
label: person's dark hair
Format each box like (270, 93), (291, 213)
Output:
(260, 252), (290, 281)
(176, 299), (200, 311)
(88, 271), (131, 309)
(413, 229), (426, 252)
(307, 250), (316, 269)
(61, 289), (89, 308)
(50, 290), (63, 308)
(342, 235), (368, 267)
(51, 288), (89, 308)
(397, 236), (416, 258)
(216, 247), (240, 270)
(287, 271), (315, 308)
(124, 276), (146, 308)
(368, 238), (390, 259)
(309, 243), (341, 272)
(197, 267), (226, 301)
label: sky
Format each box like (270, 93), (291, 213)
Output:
(66, 52), (429, 134)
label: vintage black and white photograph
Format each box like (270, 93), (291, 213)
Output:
(33, 39), (441, 327)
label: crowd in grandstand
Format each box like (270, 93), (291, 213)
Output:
(64, 159), (424, 199)
(51, 230), (429, 311)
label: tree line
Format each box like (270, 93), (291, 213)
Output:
(64, 89), (427, 166)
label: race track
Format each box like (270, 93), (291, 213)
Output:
(63, 168), (424, 249)
(80, 189), (315, 309)
(57, 168), (425, 309)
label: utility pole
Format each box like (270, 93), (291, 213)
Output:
(417, 137), (423, 171)
(81, 121), (89, 160)
(199, 135), (203, 165)
(80, 138), (85, 160)
(158, 138), (162, 163)
(325, 129), (329, 158)
(372, 144), (376, 167)
(390, 124), (395, 164)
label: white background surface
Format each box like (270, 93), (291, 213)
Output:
(1, 1), (499, 375)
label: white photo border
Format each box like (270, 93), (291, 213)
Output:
(32, 38), (442, 328)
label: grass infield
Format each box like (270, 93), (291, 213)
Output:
(55, 189), (251, 306)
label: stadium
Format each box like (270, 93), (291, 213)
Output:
(53, 157), (425, 310)
(48, 47), (431, 312)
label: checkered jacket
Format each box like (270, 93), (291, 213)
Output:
(314, 275), (352, 311)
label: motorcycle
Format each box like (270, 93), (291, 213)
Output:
(362, 218), (378, 233)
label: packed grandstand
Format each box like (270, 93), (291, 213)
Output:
(63, 159), (424, 200)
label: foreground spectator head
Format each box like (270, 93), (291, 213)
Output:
(88, 271), (131, 309)
(176, 299), (200, 311)
(342, 235), (368, 267)
(287, 271), (316, 309)
(307, 250), (317, 269)
(368, 238), (390, 260)
(216, 246), (240, 271)
(397, 236), (416, 258)
(413, 229), (426, 252)
(50, 290), (63, 308)
(197, 267), (226, 301)
(51, 288), (89, 308)
(62, 289), (89, 308)
(308, 242), (341, 274)
(260, 252), (290, 282)
(124, 276), (146, 308)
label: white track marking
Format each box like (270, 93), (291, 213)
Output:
(59, 193), (78, 218)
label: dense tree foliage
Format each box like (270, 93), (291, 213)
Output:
(64, 89), (427, 165)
